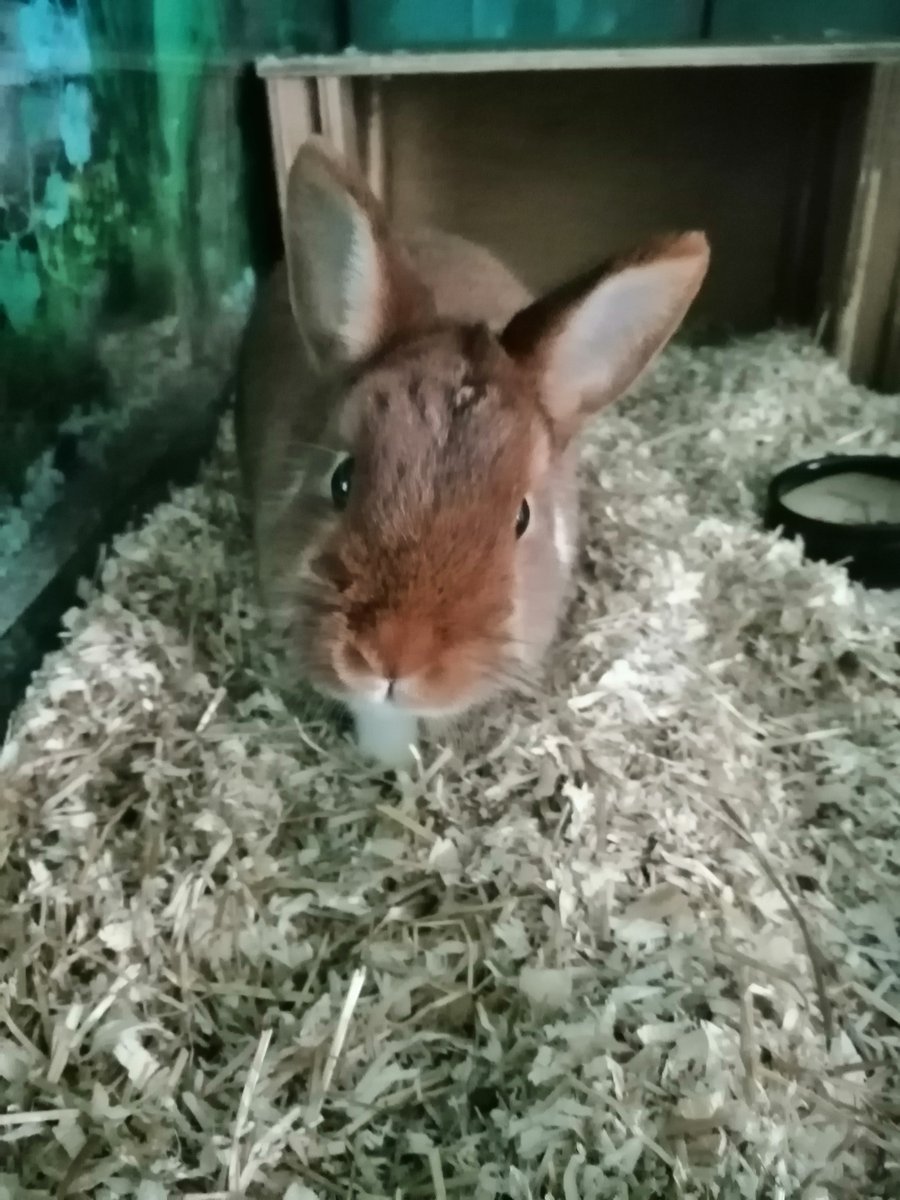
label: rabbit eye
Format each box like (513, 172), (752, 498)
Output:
(515, 499), (530, 538)
(331, 457), (354, 510)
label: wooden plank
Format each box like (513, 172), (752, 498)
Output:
(264, 75), (317, 212)
(363, 79), (387, 201)
(771, 66), (851, 327)
(812, 67), (871, 344)
(774, 65), (878, 333)
(834, 63), (900, 388)
(257, 41), (900, 79)
(883, 264), (900, 386)
(316, 75), (359, 163)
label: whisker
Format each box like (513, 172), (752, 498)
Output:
(475, 631), (538, 652)
(489, 670), (542, 701)
(275, 438), (342, 460)
(450, 643), (542, 701)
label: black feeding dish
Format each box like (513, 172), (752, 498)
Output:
(764, 455), (900, 590)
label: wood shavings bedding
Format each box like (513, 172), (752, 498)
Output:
(2, 330), (900, 1198)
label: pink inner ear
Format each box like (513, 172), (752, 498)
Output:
(502, 232), (709, 427)
(298, 178), (385, 359)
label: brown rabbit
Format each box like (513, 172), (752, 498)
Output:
(236, 137), (709, 767)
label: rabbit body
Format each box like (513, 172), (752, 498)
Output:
(237, 139), (708, 767)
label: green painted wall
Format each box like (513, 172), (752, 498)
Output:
(347, 0), (706, 49)
(0, 0), (268, 498)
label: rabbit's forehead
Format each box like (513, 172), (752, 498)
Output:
(340, 333), (550, 483)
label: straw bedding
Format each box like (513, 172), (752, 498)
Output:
(2, 331), (900, 1198)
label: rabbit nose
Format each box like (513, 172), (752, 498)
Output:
(369, 614), (440, 685)
(342, 632), (430, 698)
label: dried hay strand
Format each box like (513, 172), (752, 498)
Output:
(2, 330), (900, 1198)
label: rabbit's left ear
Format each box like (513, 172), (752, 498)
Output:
(284, 136), (433, 368)
(501, 232), (709, 435)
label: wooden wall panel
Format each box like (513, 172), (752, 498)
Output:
(832, 64), (900, 389)
(384, 65), (856, 333)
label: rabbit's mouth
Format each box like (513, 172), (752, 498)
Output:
(326, 630), (517, 720)
(339, 660), (494, 719)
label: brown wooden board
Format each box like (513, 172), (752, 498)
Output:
(381, 65), (860, 335)
(833, 63), (900, 389)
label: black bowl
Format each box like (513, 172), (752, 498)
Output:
(764, 454), (900, 589)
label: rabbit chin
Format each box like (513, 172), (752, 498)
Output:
(345, 689), (483, 769)
(348, 699), (420, 768)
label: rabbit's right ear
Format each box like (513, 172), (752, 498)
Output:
(284, 137), (432, 367)
(501, 232), (709, 438)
